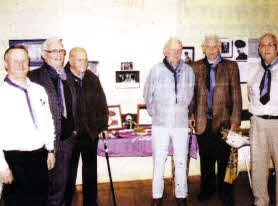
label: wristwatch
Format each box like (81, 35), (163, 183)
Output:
(48, 150), (55, 153)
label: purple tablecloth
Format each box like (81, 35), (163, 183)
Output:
(97, 129), (198, 158)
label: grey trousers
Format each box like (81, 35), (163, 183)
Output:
(250, 116), (278, 206)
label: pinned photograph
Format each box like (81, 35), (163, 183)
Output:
(121, 62), (133, 70)
(234, 39), (248, 61)
(116, 71), (140, 89)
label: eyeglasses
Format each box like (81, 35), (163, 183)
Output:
(259, 44), (277, 49)
(44, 49), (66, 55)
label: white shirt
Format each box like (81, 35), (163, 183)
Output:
(248, 60), (278, 115)
(0, 78), (55, 171)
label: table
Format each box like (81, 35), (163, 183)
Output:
(76, 129), (198, 184)
(97, 129), (173, 157)
(97, 129), (198, 158)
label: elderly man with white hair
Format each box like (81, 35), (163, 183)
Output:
(189, 35), (242, 206)
(144, 38), (195, 206)
(28, 38), (77, 206)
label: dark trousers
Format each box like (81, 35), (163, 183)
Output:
(197, 120), (233, 198)
(48, 138), (74, 206)
(3, 148), (48, 206)
(65, 136), (99, 206)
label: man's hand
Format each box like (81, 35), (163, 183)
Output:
(0, 168), (13, 184)
(47, 153), (56, 170)
(189, 118), (195, 130)
(98, 130), (110, 139)
(231, 123), (240, 131)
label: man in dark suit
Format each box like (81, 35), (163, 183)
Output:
(64, 47), (108, 206)
(28, 38), (77, 206)
(189, 35), (242, 206)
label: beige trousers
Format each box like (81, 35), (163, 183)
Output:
(250, 116), (278, 206)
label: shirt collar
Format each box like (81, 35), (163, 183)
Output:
(70, 67), (85, 80)
(45, 62), (66, 80)
(6, 76), (32, 89)
(165, 58), (183, 72)
(265, 57), (278, 66)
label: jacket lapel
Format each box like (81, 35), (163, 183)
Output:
(39, 67), (62, 121)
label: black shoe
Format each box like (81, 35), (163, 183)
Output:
(197, 191), (215, 201)
(151, 198), (162, 206)
(219, 193), (235, 206)
(176, 198), (187, 206)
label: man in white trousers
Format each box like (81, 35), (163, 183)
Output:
(144, 38), (195, 206)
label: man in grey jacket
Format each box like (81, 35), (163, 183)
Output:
(144, 38), (195, 206)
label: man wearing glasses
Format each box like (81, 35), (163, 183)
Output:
(28, 37), (77, 206)
(248, 33), (278, 206)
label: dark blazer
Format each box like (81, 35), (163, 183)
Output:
(64, 65), (108, 140)
(28, 64), (73, 150)
(189, 58), (242, 135)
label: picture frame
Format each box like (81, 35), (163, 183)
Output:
(220, 38), (233, 58)
(137, 104), (152, 128)
(122, 113), (137, 129)
(240, 82), (250, 111)
(9, 39), (46, 66)
(108, 105), (123, 130)
(88, 61), (99, 76)
(115, 71), (140, 89)
(121, 62), (133, 70)
(181, 47), (194, 64)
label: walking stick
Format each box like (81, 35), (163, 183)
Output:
(102, 132), (117, 206)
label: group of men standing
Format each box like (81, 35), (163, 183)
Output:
(145, 33), (278, 206)
(0, 32), (277, 206)
(0, 38), (108, 206)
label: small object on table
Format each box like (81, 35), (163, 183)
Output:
(133, 127), (146, 134)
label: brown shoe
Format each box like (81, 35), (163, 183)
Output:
(151, 198), (162, 206)
(176, 198), (187, 206)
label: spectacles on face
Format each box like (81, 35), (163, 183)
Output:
(259, 43), (277, 49)
(44, 49), (66, 55)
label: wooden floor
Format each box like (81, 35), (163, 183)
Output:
(1, 172), (276, 206)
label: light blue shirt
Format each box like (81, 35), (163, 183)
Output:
(144, 61), (195, 128)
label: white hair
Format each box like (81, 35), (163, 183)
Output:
(41, 37), (63, 55)
(202, 35), (221, 47)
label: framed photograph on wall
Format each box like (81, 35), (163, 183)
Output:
(115, 71), (140, 89)
(108, 105), (123, 130)
(88, 61), (99, 76)
(137, 104), (152, 128)
(220, 38), (233, 58)
(9, 39), (46, 66)
(181, 47), (194, 64)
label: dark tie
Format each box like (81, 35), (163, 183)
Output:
(57, 75), (67, 118)
(204, 54), (222, 119)
(5, 77), (38, 128)
(259, 60), (271, 105)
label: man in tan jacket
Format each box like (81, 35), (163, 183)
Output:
(189, 35), (242, 206)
